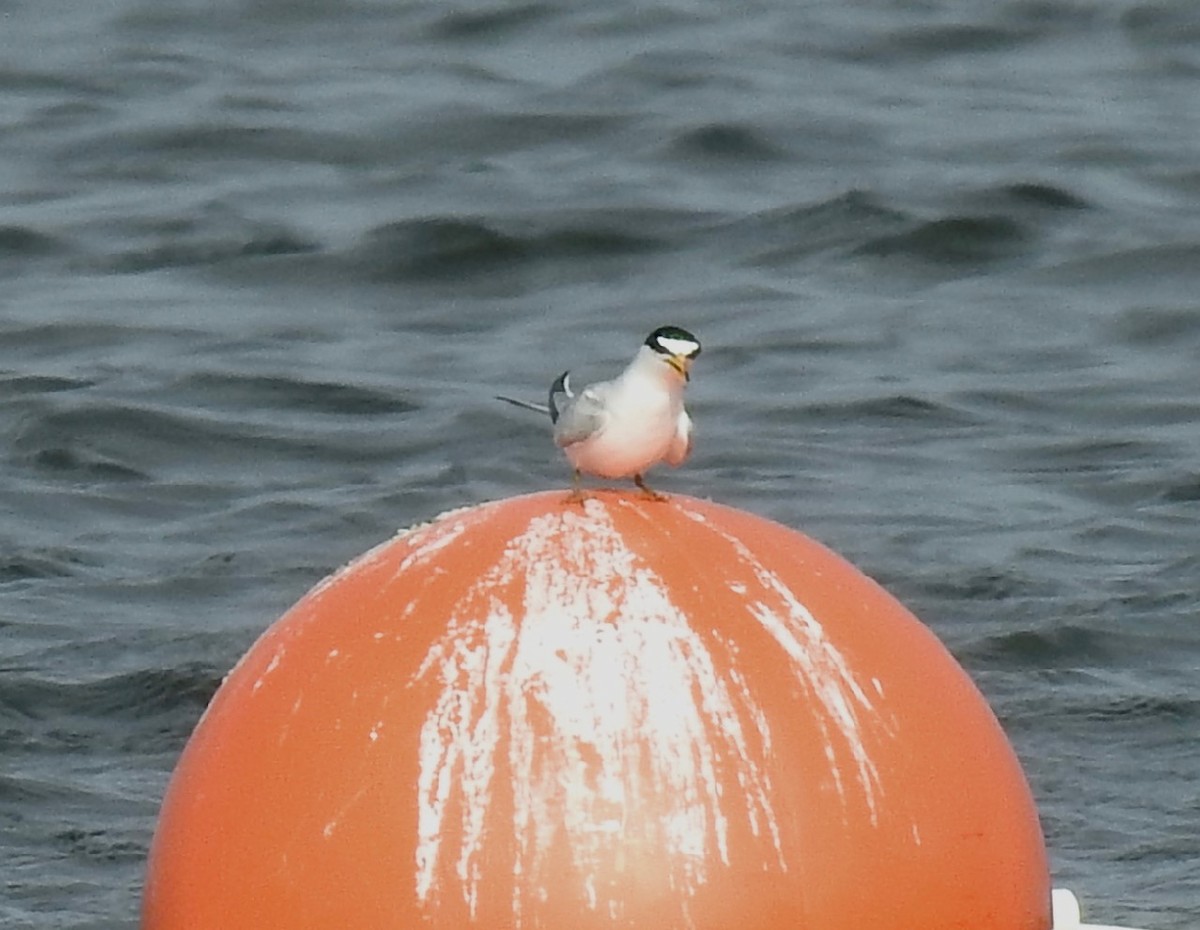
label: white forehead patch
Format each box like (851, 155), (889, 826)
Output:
(654, 335), (700, 357)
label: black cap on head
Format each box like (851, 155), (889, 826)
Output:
(645, 325), (701, 358)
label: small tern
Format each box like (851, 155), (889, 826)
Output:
(497, 325), (702, 501)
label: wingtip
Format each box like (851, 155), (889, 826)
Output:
(496, 394), (551, 415)
(550, 370), (572, 394)
(548, 370), (573, 424)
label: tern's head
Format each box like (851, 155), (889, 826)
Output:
(644, 325), (701, 380)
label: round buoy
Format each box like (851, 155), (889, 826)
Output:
(142, 491), (1050, 929)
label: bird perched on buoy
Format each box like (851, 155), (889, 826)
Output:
(497, 325), (702, 501)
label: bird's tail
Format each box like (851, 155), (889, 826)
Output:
(496, 371), (572, 423)
(494, 395), (551, 415)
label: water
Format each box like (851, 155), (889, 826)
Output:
(1, 0), (1198, 926)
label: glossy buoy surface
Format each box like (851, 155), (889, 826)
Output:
(142, 491), (1050, 929)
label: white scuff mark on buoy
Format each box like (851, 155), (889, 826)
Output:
(412, 504), (784, 924)
(251, 649), (284, 695)
(681, 503), (895, 825)
(320, 785), (370, 843)
(395, 520), (471, 577)
(301, 511), (474, 609)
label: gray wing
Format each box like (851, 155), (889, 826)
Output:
(553, 381), (609, 448)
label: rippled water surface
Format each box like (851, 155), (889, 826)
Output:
(2, 0), (1198, 926)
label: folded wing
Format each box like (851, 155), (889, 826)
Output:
(553, 383), (608, 448)
(665, 409), (693, 466)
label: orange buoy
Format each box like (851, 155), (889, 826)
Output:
(142, 491), (1051, 929)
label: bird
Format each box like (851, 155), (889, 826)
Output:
(496, 325), (702, 501)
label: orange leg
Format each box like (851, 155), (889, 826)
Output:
(563, 470), (590, 505)
(634, 474), (669, 502)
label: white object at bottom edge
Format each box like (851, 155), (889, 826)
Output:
(1053, 888), (1149, 930)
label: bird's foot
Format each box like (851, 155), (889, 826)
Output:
(563, 470), (590, 506)
(634, 475), (669, 502)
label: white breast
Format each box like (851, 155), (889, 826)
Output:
(565, 368), (684, 479)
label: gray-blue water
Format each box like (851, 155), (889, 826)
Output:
(2, 1), (1198, 926)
